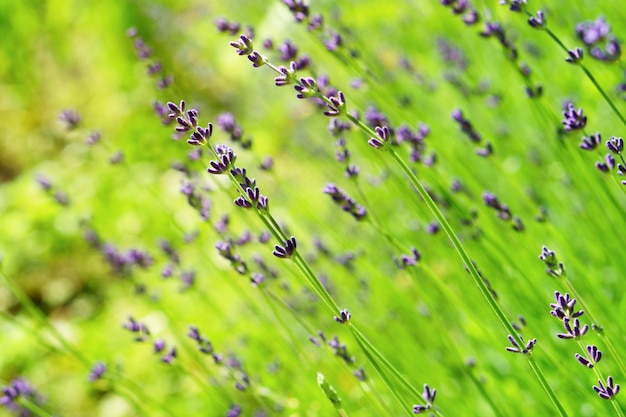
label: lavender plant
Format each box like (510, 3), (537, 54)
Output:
(2, 1), (626, 416)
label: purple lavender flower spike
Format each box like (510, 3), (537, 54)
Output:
(275, 62), (297, 86)
(59, 109), (81, 130)
(593, 376), (620, 400)
(580, 133), (601, 150)
(575, 345), (602, 368)
(565, 48), (584, 64)
(413, 383), (437, 414)
(272, 237), (297, 259)
(334, 309), (350, 324)
(505, 334), (537, 354)
(606, 136), (624, 154)
(88, 362), (106, 382)
(230, 34), (254, 56)
(295, 77), (318, 99)
(557, 317), (589, 340)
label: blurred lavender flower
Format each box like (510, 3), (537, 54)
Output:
(86, 131), (101, 146)
(576, 17), (621, 62)
(482, 191), (512, 220)
(283, 0), (309, 23)
(88, 362), (106, 382)
(323, 183), (367, 220)
(123, 315), (150, 342)
(226, 404), (243, 417)
(1, 378), (44, 415)
(215, 17), (241, 35)
(580, 133), (601, 150)
(59, 109), (81, 130)
(452, 109), (481, 142)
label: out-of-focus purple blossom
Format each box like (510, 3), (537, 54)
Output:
(88, 362), (106, 382)
(59, 109), (81, 130)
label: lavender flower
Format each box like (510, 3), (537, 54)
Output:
(59, 109), (81, 130)
(322, 183), (367, 220)
(324, 91), (347, 117)
(368, 125), (392, 150)
(283, 0), (309, 23)
(606, 136), (624, 154)
(539, 245), (565, 278)
(557, 317), (589, 340)
(528, 10), (545, 29)
(230, 34), (254, 56)
(575, 345), (602, 369)
(413, 384), (437, 414)
(550, 291), (583, 320)
(561, 103), (587, 131)
(295, 77), (318, 99)
(334, 309), (350, 324)
(580, 133), (601, 150)
(565, 48), (584, 64)
(123, 315), (150, 342)
(505, 334), (537, 354)
(274, 62), (297, 86)
(272, 237), (297, 259)
(593, 376), (620, 400)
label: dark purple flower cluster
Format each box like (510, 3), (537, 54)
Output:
(413, 384), (437, 414)
(128, 28), (172, 89)
(576, 17), (621, 62)
(334, 309), (350, 324)
(561, 103), (587, 132)
(322, 183), (367, 221)
(483, 191), (523, 231)
(231, 168), (269, 212)
(216, 241), (248, 274)
(395, 247), (421, 269)
(505, 334), (537, 354)
(123, 316), (176, 363)
(99, 243), (154, 276)
(216, 113), (252, 148)
(188, 326), (217, 357)
(440, 0), (480, 25)
(368, 125), (392, 150)
(282, 0), (323, 31)
(215, 17), (242, 35)
(310, 332), (355, 365)
(480, 21), (518, 60)
(538, 245), (565, 278)
(452, 109), (493, 156)
(272, 237), (297, 259)
(540, 250), (619, 400)
(594, 376), (620, 400)
(396, 123), (431, 164)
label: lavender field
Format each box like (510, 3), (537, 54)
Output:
(1, 1), (626, 416)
